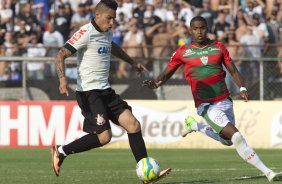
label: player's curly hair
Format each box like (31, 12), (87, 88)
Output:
(95, 0), (118, 11)
(190, 16), (207, 27)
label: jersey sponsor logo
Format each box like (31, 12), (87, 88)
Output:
(183, 47), (220, 58)
(98, 47), (111, 54)
(208, 47), (220, 51)
(96, 114), (106, 126)
(68, 29), (87, 45)
(197, 50), (209, 55)
(183, 49), (196, 57)
(194, 48), (220, 56)
(200, 56), (208, 65)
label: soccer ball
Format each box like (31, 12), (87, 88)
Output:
(136, 157), (160, 182)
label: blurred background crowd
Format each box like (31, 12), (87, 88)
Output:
(0, 0), (282, 94)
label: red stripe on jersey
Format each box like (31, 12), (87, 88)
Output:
(194, 93), (230, 107)
(191, 71), (226, 88)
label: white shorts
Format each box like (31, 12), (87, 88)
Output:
(197, 98), (235, 133)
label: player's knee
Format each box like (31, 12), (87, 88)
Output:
(98, 130), (112, 145)
(220, 123), (238, 140)
(126, 119), (141, 133)
(231, 131), (245, 146)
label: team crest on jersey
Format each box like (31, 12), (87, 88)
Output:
(96, 114), (105, 126)
(200, 56), (208, 65)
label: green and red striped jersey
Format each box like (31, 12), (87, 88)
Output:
(168, 39), (231, 107)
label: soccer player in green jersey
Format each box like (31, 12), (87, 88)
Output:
(143, 16), (280, 182)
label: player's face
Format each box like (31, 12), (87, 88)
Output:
(190, 20), (208, 45)
(96, 8), (116, 32)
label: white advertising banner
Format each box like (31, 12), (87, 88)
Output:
(0, 101), (281, 148)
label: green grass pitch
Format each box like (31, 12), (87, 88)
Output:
(0, 148), (281, 184)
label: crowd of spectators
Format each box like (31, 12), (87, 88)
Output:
(0, 0), (282, 93)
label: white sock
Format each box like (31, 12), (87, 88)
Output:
(231, 132), (272, 176)
(196, 123), (232, 146)
(58, 146), (67, 156)
(191, 122), (199, 131)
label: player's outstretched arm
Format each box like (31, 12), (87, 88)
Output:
(225, 62), (248, 101)
(55, 47), (73, 96)
(111, 41), (148, 74)
(142, 67), (176, 89)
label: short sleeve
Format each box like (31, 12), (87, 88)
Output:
(167, 48), (184, 70)
(65, 26), (89, 53)
(215, 41), (232, 66)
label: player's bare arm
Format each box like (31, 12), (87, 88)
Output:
(111, 41), (147, 74)
(225, 62), (248, 101)
(55, 47), (73, 96)
(143, 67), (176, 89)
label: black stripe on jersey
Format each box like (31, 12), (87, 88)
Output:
(64, 43), (77, 54)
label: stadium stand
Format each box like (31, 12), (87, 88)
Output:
(0, 0), (281, 100)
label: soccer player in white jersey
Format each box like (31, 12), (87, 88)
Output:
(51, 0), (171, 183)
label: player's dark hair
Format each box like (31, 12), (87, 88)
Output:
(95, 0), (118, 12)
(190, 16), (207, 27)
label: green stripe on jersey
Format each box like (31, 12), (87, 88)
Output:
(190, 63), (221, 80)
(185, 45), (221, 59)
(196, 81), (227, 100)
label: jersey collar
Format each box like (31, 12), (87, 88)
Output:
(91, 19), (103, 32)
(191, 39), (212, 48)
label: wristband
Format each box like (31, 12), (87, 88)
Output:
(240, 87), (247, 92)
